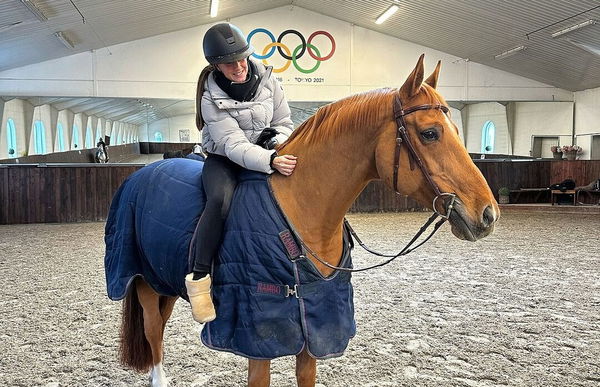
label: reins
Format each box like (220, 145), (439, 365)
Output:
(295, 93), (457, 273)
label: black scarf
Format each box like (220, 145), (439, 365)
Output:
(214, 60), (260, 102)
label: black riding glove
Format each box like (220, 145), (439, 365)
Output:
(256, 128), (279, 150)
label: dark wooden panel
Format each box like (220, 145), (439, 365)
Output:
(1, 160), (599, 224)
(139, 142), (195, 155)
(350, 180), (426, 212)
(95, 167), (111, 220)
(0, 165), (143, 224)
(475, 160), (600, 201)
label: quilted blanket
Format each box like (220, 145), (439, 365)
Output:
(104, 158), (356, 359)
(104, 158), (205, 299)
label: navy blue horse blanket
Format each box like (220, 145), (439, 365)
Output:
(104, 158), (356, 359)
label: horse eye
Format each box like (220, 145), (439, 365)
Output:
(420, 129), (439, 141)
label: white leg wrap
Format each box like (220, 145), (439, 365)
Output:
(150, 362), (168, 387)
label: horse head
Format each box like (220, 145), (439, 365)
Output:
(375, 54), (499, 241)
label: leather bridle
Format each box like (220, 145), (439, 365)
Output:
(392, 94), (456, 219)
(295, 92), (459, 273)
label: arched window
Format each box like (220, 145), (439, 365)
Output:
(57, 123), (65, 152)
(34, 120), (47, 154)
(6, 118), (17, 158)
(481, 120), (495, 153)
(72, 124), (79, 149)
(154, 132), (163, 142)
(85, 126), (93, 148)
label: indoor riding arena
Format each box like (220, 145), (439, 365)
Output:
(1, 2), (599, 387)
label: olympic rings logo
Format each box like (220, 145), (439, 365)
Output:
(247, 28), (336, 74)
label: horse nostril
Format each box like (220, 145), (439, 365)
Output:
(482, 205), (495, 227)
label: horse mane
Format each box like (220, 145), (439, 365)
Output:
(283, 88), (396, 147)
(282, 84), (447, 149)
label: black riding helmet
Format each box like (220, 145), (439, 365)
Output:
(203, 23), (254, 64)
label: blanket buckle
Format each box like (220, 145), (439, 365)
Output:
(289, 254), (306, 262)
(285, 284), (299, 298)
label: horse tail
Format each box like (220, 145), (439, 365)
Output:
(119, 281), (153, 372)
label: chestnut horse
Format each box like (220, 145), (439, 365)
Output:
(113, 55), (498, 386)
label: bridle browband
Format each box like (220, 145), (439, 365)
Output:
(295, 92), (458, 273)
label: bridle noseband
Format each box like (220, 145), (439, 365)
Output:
(294, 93), (460, 273)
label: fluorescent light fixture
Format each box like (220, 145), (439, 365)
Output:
(375, 4), (399, 24)
(494, 45), (526, 60)
(20, 0), (48, 22)
(551, 19), (597, 38)
(210, 0), (219, 18)
(54, 31), (74, 49)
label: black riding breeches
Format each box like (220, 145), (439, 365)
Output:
(192, 154), (241, 273)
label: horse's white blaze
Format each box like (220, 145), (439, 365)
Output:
(150, 362), (168, 387)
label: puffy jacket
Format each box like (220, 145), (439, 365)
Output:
(201, 58), (294, 173)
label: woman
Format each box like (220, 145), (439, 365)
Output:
(185, 22), (297, 323)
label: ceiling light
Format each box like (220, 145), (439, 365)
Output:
(551, 19), (597, 38)
(20, 0), (48, 22)
(375, 4), (399, 25)
(210, 0), (219, 18)
(494, 45), (526, 60)
(54, 31), (74, 49)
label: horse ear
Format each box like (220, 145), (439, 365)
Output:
(424, 60), (442, 89)
(400, 54), (425, 99)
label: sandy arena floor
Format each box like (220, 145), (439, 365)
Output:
(0, 211), (599, 387)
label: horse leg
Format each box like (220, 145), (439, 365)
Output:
(248, 359), (271, 387)
(295, 348), (317, 387)
(136, 280), (175, 387)
(159, 295), (177, 331)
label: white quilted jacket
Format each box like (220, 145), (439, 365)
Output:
(200, 58), (294, 173)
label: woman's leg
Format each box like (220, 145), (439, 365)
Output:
(186, 154), (239, 323)
(193, 154), (239, 274)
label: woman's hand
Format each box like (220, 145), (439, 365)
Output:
(272, 154), (297, 176)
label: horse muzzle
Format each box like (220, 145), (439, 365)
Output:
(446, 197), (497, 241)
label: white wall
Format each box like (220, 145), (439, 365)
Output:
(464, 103), (510, 154)
(512, 102), (573, 157)
(143, 114), (199, 143)
(1, 99), (33, 158)
(95, 118), (105, 143)
(450, 107), (464, 141)
(462, 101), (575, 157)
(57, 109), (73, 152)
(574, 86), (600, 160)
(28, 104), (54, 155)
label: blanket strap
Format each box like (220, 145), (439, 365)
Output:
(288, 275), (350, 298)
